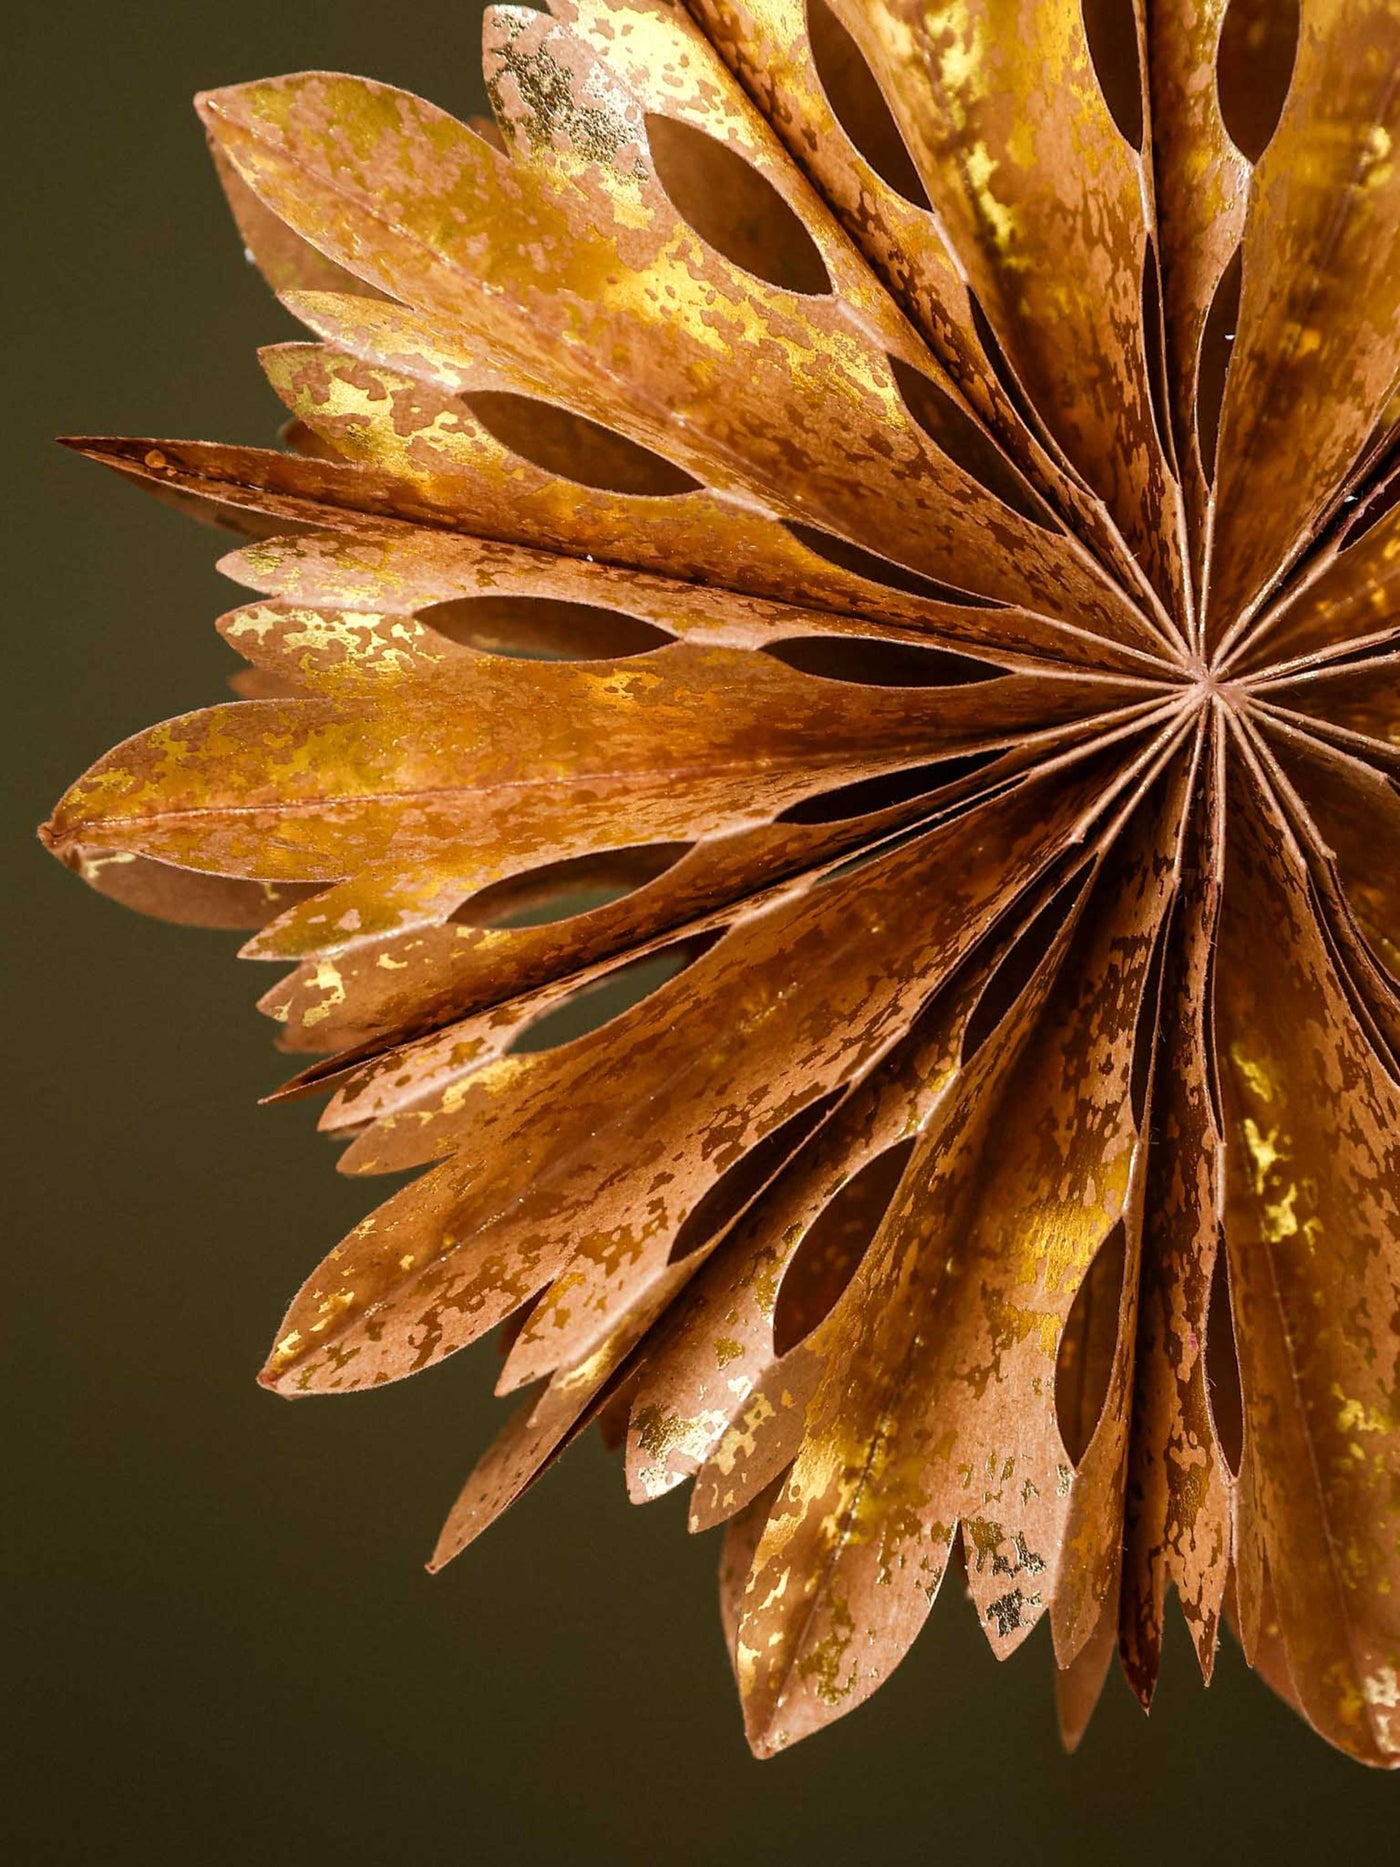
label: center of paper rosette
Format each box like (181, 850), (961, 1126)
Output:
(1181, 657), (1246, 712)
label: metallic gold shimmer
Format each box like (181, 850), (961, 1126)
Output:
(43, 0), (1400, 1769)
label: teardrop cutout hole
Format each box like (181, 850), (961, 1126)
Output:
(772, 1138), (916, 1354)
(819, 818), (938, 888)
(1338, 407), (1400, 543)
(889, 354), (1055, 526)
(645, 114), (832, 295)
(1081, 0), (1144, 148)
(784, 520), (1003, 607)
(1140, 240), (1179, 478)
(1200, 934), (1226, 1137)
(779, 749), (1003, 824)
(1216, 0), (1300, 164)
(507, 929), (722, 1055)
(806, 0), (930, 207)
(668, 1091), (844, 1264)
(452, 844), (691, 930)
(462, 390), (700, 496)
(418, 593), (674, 660)
(967, 291), (1066, 464)
(1339, 462), (1400, 554)
(1129, 914), (1172, 1129)
(1204, 1238), (1244, 1475)
(961, 874), (1085, 1062)
(764, 632), (1004, 686)
(1196, 246), (1243, 485)
(1055, 1219), (1127, 1467)
(1276, 637), (1398, 680)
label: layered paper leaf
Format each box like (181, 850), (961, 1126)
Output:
(45, 0), (1400, 1766)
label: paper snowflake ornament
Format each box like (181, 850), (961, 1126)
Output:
(44, 0), (1400, 1765)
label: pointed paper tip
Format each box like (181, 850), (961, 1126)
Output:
(1120, 1640), (1160, 1715)
(428, 1516), (473, 1575)
(256, 1353), (307, 1398)
(427, 1508), (472, 1573)
(55, 434), (121, 464)
(624, 1462), (688, 1508)
(257, 1055), (352, 1106)
(742, 1712), (787, 1762)
(196, 74), (362, 138)
(193, 85), (240, 127)
(238, 928), (280, 961)
(55, 435), (179, 480)
(194, 80), (280, 158)
(1054, 1666), (1107, 1754)
(495, 1335), (553, 1396)
(1055, 1713), (1088, 1757)
(39, 793), (88, 861)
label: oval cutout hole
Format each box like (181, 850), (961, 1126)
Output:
(462, 390), (700, 496)
(668, 1091), (843, 1263)
(765, 633), (1003, 686)
(967, 292), (1063, 461)
(508, 930), (721, 1054)
(1081, 0), (1144, 149)
(889, 354), (1054, 526)
(1204, 1238), (1244, 1475)
(1343, 406), (1400, 527)
(1307, 635), (1400, 676)
(1217, 0), (1300, 164)
(645, 114), (832, 296)
(780, 749), (1003, 824)
(819, 819), (943, 889)
(419, 594), (673, 661)
(961, 875), (1085, 1061)
(453, 844), (691, 930)
(806, 0), (930, 207)
(785, 519), (1003, 607)
(772, 1138), (915, 1354)
(1055, 1219), (1127, 1467)
(1340, 463), (1400, 553)
(1128, 915), (1171, 1128)
(1196, 246), (1243, 485)
(1140, 241), (1179, 477)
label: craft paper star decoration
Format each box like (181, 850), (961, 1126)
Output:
(43, 0), (1400, 1765)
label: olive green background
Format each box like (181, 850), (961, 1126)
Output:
(7, 4), (1395, 1860)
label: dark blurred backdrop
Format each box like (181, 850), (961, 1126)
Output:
(7, 4), (1395, 1861)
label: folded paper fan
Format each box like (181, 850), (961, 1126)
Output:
(42, 0), (1400, 1765)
